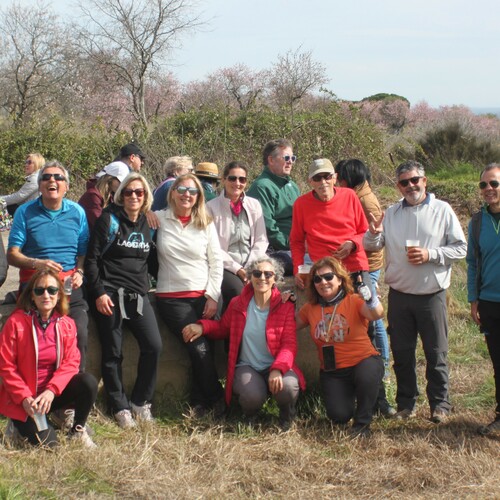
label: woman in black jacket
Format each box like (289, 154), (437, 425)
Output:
(85, 173), (162, 429)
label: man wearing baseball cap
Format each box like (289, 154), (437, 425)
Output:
(95, 143), (145, 182)
(194, 162), (220, 202)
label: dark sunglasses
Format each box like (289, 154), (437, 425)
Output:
(175, 186), (199, 195)
(33, 286), (59, 296)
(226, 175), (247, 184)
(311, 172), (334, 182)
(479, 180), (500, 189)
(123, 188), (145, 197)
(40, 173), (66, 182)
(398, 176), (422, 187)
(251, 270), (275, 279)
(282, 155), (297, 163)
(313, 272), (336, 284)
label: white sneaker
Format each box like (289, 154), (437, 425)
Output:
(69, 424), (97, 449)
(131, 402), (154, 422)
(114, 409), (137, 429)
(51, 408), (75, 430)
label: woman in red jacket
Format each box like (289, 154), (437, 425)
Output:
(182, 256), (305, 429)
(0, 269), (97, 448)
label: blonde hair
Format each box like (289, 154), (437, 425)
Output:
(27, 153), (45, 172)
(164, 156), (193, 176)
(168, 174), (212, 229)
(95, 174), (119, 208)
(114, 173), (153, 213)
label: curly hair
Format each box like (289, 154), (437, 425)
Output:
(306, 256), (354, 305)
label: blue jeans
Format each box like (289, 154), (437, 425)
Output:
(369, 270), (390, 363)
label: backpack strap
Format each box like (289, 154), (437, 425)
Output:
(102, 213), (120, 255)
(471, 209), (483, 298)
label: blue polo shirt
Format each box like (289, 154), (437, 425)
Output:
(8, 197), (89, 271)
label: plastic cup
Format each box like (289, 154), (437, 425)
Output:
(33, 412), (48, 432)
(405, 239), (420, 253)
(298, 264), (311, 287)
(64, 275), (72, 296)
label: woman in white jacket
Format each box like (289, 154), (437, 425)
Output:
(155, 173), (225, 417)
(207, 161), (268, 312)
(0, 153), (44, 215)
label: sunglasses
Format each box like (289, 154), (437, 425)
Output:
(282, 155), (297, 163)
(25, 160), (33, 164)
(226, 175), (247, 184)
(479, 180), (500, 189)
(40, 173), (66, 182)
(175, 186), (199, 195)
(251, 270), (275, 279)
(398, 176), (422, 187)
(313, 272), (336, 284)
(123, 188), (145, 197)
(311, 172), (334, 182)
(33, 286), (59, 296)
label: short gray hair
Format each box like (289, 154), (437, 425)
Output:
(38, 161), (70, 188)
(245, 256), (284, 285)
(480, 162), (500, 177)
(395, 160), (425, 179)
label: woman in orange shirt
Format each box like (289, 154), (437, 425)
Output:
(296, 256), (384, 436)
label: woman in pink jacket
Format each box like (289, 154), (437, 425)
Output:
(206, 161), (268, 312)
(183, 256), (305, 429)
(0, 269), (97, 448)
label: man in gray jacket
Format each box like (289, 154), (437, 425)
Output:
(364, 160), (466, 423)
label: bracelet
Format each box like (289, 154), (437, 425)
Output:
(31, 258), (37, 269)
(76, 269), (84, 277)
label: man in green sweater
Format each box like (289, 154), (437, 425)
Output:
(247, 139), (300, 275)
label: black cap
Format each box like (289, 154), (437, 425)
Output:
(120, 143), (145, 159)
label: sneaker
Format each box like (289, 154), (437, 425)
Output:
(51, 408), (75, 430)
(130, 402), (154, 423)
(69, 425), (97, 449)
(4, 419), (23, 446)
(114, 409), (137, 429)
(394, 408), (417, 420)
(478, 416), (500, 436)
(379, 406), (397, 418)
(431, 408), (448, 424)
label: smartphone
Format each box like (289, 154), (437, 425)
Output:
(322, 345), (336, 371)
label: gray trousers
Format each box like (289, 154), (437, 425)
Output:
(387, 288), (451, 413)
(233, 365), (299, 422)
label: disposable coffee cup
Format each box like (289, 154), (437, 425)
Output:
(405, 239), (420, 253)
(298, 264), (311, 287)
(33, 412), (48, 432)
(63, 275), (72, 295)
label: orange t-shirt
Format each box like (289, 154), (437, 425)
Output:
(299, 294), (379, 370)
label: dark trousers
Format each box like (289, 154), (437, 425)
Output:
(69, 286), (89, 372)
(478, 300), (500, 414)
(12, 372), (97, 448)
(157, 296), (224, 408)
(387, 288), (450, 413)
(320, 355), (383, 426)
(221, 269), (244, 314)
(94, 292), (162, 413)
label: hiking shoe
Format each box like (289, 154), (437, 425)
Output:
(394, 408), (417, 420)
(131, 402), (154, 423)
(69, 425), (97, 449)
(431, 408), (448, 424)
(114, 409), (137, 429)
(51, 408), (75, 430)
(349, 424), (371, 438)
(4, 419), (23, 446)
(478, 416), (500, 436)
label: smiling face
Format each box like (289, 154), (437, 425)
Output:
(397, 169), (427, 206)
(250, 261), (276, 296)
(223, 167), (247, 201)
(39, 167), (68, 207)
(122, 179), (145, 216)
(313, 265), (342, 302)
(480, 166), (500, 212)
(171, 178), (199, 215)
(32, 274), (60, 319)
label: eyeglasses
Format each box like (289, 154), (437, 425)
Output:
(40, 173), (66, 182)
(311, 172), (334, 182)
(313, 272), (336, 284)
(175, 186), (199, 195)
(251, 270), (275, 279)
(123, 188), (145, 197)
(282, 155), (297, 163)
(33, 286), (59, 296)
(226, 175), (247, 184)
(479, 180), (500, 189)
(398, 176), (422, 187)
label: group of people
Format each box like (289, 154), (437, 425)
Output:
(0, 138), (498, 449)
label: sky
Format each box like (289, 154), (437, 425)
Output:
(49, 0), (500, 109)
